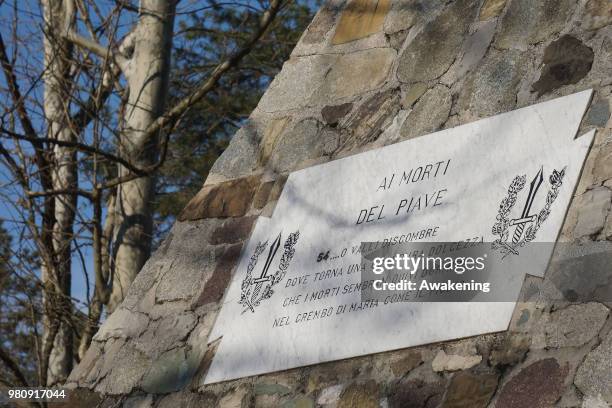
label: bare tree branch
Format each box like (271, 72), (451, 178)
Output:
(65, 31), (128, 71)
(0, 344), (30, 387)
(143, 0), (284, 139)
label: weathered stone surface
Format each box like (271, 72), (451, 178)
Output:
(442, 371), (498, 408)
(384, 0), (445, 35)
(318, 48), (395, 102)
(56, 388), (104, 408)
(582, 395), (610, 408)
(253, 180), (275, 209)
(195, 243), (243, 306)
(317, 384), (344, 406)
(479, 0), (506, 21)
(254, 383), (291, 396)
(259, 117), (290, 165)
(338, 381), (380, 408)
(397, 0), (478, 83)
(338, 88), (400, 151)
(258, 54), (337, 112)
(141, 347), (198, 394)
(322, 103), (353, 126)
(388, 378), (445, 408)
(581, 0), (612, 30)
(432, 350), (481, 372)
(585, 99), (611, 127)
(97, 344), (151, 395)
(545, 303), (609, 348)
(390, 351), (422, 377)
(467, 49), (522, 118)
(67, 342), (102, 384)
(136, 312), (197, 356)
(400, 85), (451, 140)
(210, 123), (262, 179)
(320, 127), (340, 155)
(156, 391), (217, 408)
(270, 118), (323, 172)
(573, 187), (612, 237)
(496, 0), (576, 50)
(218, 384), (252, 408)
(93, 308), (149, 341)
(301, 2), (342, 45)
(442, 20), (496, 85)
(489, 333), (530, 367)
(332, 0), (390, 45)
(575, 329), (612, 403)
(282, 396), (315, 408)
(123, 394), (154, 408)
(154, 246), (219, 303)
(496, 359), (569, 408)
(401, 83), (428, 109)
(532, 36), (594, 96)
(179, 174), (261, 221)
(210, 216), (257, 245)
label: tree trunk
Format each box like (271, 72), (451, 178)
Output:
(41, 0), (75, 386)
(109, 0), (176, 312)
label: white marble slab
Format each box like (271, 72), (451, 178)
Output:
(204, 90), (594, 384)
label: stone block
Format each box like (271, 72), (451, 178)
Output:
(340, 88), (400, 150)
(400, 84), (451, 140)
(387, 377), (445, 408)
(322, 103), (353, 126)
(442, 371), (498, 408)
(479, 0), (506, 21)
(259, 117), (290, 165)
(338, 380), (380, 408)
(332, 0), (390, 45)
(581, 0), (612, 30)
(401, 83), (428, 108)
(390, 351), (422, 377)
(253, 181), (275, 209)
(179, 174), (262, 221)
(397, 0), (478, 83)
(282, 396), (315, 408)
(467, 49), (523, 118)
(210, 123), (261, 179)
(544, 303), (609, 348)
(218, 384), (252, 408)
(210, 216), (257, 245)
(441, 20), (496, 85)
(585, 99), (611, 128)
(532, 36), (594, 96)
(258, 54), (337, 112)
(431, 350), (481, 372)
(573, 187), (612, 238)
(301, 2), (342, 45)
(97, 344), (151, 395)
(575, 329), (612, 403)
(317, 47), (396, 102)
(141, 347), (197, 394)
(93, 308), (149, 341)
(270, 119), (323, 173)
(317, 384), (344, 406)
(496, 0), (576, 50)
(489, 333), (530, 367)
(496, 359), (569, 408)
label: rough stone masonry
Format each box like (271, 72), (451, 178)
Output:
(65, 0), (612, 407)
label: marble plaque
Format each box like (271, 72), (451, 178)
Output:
(204, 90), (595, 384)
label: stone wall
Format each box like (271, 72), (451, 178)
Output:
(65, 0), (612, 407)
